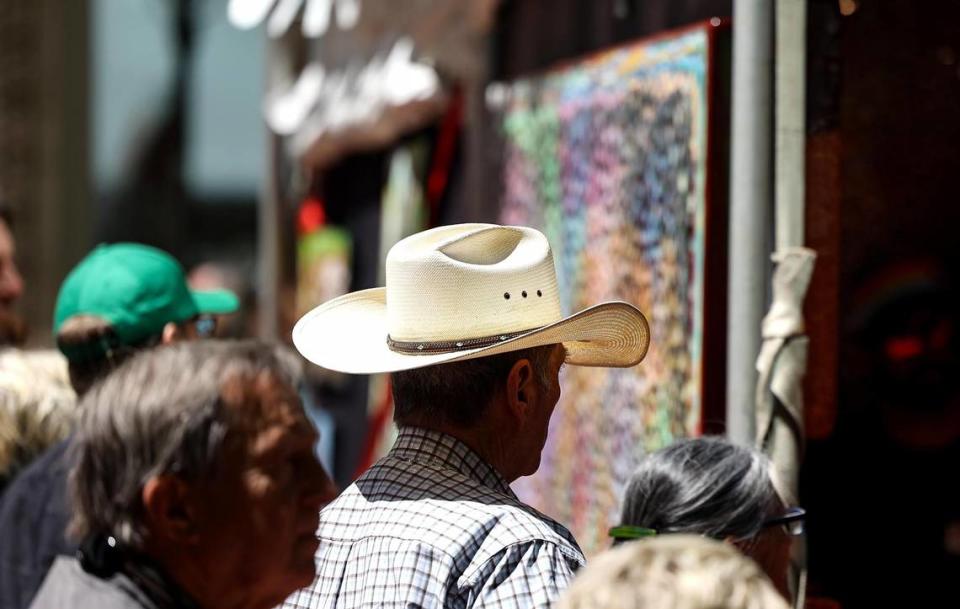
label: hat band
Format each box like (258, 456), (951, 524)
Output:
(387, 326), (544, 355)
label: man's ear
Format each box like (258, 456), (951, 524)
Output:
(161, 321), (181, 344)
(142, 476), (200, 545)
(505, 357), (537, 423)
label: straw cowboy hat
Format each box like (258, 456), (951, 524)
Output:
(293, 223), (650, 374)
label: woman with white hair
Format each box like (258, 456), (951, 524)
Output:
(611, 437), (805, 602)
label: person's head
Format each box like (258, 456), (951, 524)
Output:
(292, 224), (650, 480)
(0, 349), (75, 490)
(616, 437), (799, 599)
(188, 261), (252, 338)
(0, 208), (24, 311)
(556, 534), (790, 609)
(391, 343), (565, 480)
(54, 243), (239, 396)
(70, 340), (338, 609)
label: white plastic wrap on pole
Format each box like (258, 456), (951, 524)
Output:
(755, 248), (816, 498)
(761, 0), (807, 502)
(727, 0), (774, 445)
(776, 0), (807, 251)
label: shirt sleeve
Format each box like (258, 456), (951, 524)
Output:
(461, 541), (583, 609)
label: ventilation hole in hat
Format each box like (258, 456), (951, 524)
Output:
(504, 292), (510, 300)
(522, 291), (528, 298)
(537, 290), (542, 297)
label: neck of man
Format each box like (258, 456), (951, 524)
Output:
(414, 420), (523, 483)
(147, 545), (265, 609)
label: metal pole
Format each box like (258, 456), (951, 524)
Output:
(769, 0), (808, 498)
(776, 0), (807, 252)
(258, 34), (282, 341)
(772, 3), (809, 605)
(727, 0), (774, 445)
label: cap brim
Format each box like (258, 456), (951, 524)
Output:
(191, 290), (240, 315)
(292, 288), (650, 374)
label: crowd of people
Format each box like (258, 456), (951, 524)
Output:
(0, 217), (801, 609)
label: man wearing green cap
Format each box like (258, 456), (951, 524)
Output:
(0, 243), (239, 609)
(52, 243), (239, 394)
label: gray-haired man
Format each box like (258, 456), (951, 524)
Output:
(29, 340), (338, 609)
(0, 243), (240, 609)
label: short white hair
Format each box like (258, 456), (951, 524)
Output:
(0, 349), (76, 488)
(557, 535), (789, 609)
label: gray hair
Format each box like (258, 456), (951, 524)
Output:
(619, 437), (782, 544)
(556, 535), (789, 609)
(69, 339), (302, 548)
(391, 344), (556, 428)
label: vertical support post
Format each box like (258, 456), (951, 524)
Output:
(258, 35), (283, 341)
(727, 0), (774, 444)
(776, 0), (808, 253)
(768, 0), (808, 501)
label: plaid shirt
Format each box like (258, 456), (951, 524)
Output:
(282, 427), (585, 609)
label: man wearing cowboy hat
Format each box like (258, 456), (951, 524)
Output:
(284, 224), (650, 609)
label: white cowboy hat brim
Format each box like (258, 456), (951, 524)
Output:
(293, 287), (650, 374)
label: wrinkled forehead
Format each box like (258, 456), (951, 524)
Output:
(215, 373), (316, 464)
(219, 369), (305, 430)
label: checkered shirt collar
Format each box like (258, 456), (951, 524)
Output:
(391, 427), (515, 497)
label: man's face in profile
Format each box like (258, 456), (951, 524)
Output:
(189, 373), (337, 608)
(0, 218), (23, 310)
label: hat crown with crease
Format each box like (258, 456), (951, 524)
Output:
(386, 224), (562, 342)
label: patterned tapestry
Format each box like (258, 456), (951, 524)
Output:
(495, 24), (725, 553)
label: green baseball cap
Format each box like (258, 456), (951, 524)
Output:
(53, 243), (239, 361)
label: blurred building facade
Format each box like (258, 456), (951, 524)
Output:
(0, 1), (90, 345)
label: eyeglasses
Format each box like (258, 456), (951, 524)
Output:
(191, 315), (218, 339)
(609, 507), (806, 542)
(608, 525), (658, 541)
(762, 506), (806, 536)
